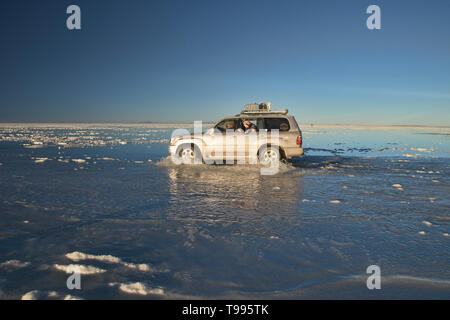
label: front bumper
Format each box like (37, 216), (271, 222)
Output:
(168, 145), (177, 156)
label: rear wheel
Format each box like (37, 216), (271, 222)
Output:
(258, 146), (280, 166)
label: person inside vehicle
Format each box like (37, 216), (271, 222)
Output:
(226, 121), (235, 130)
(240, 118), (257, 133)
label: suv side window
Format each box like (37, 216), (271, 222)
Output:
(238, 118), (258, 130)
(263, 118), (290, 131)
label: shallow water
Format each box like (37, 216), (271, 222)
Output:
(0, 125), (449, 299)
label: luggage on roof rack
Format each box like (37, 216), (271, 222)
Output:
(241, 102), (288, 115)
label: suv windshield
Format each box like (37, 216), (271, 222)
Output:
(215, 119), (237, 132)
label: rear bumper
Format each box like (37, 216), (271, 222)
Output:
(284, 147), (304, 158)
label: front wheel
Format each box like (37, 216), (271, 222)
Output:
(174, 144), (203, 164)
(258, 146), (280, 166)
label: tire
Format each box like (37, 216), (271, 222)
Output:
(258, 145), (280, 166)
(175, 144), (203, 164)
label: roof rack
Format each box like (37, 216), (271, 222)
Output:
(240, 102), (288, 115)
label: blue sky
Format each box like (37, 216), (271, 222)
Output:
(1, 0), (449, 125)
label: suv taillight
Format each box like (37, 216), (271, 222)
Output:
(296, 135), (302, 146)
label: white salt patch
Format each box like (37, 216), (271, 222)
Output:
(66, 251), (121, 264)
(65, 251), (157, 273)
(21, 290), (82, 300)
(110, 282), (164, 296)
(302, 199), (310, 202)
(148, 159), (152, 162)
(24, 144), (45, 149)
(303, 130), (326, 134)
(34, 157), (48, 163)
(21, 290), (57, 300)
(422, 221), (432, 227)
(392, 184), (402, 188)
(403, 153), (418, 158)
(432, 180), (440, 183)
(272, 186), (280, 190)
(330, 200), (341, 204)
(72, 159), (86, 163)
(0, 259), (30, 269)
(54, 264), (106, 275)
(443, 233), (449, 237)
(122, 262), (155, 272)
(63, 295), (83, 300)
(410, 147), (434, 153)
(21, 290), (40, 300)
(99, 157), (115, 161)
(418, 231), (426, 235)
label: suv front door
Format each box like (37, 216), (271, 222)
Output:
(207, 119), (239, 162)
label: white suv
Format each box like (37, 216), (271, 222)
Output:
(169, 103), (304, 164)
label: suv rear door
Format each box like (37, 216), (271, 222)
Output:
(262, 117), (298, 151)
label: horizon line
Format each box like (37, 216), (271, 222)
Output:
(0, 122), (449, 130)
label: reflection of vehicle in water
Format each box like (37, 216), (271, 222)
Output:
(166, 164), (304, 221)
(169, 102), (304, 164)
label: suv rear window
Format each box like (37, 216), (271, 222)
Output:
(263, 118), (290, 131)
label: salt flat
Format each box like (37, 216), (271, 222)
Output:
(0, 124), (448, 299)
